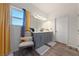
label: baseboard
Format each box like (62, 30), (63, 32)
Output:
(55, 41), (78, 52)
(55, 41), (66, 46)
(66, 44), (78, 51)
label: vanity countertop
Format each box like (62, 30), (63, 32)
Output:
(33, 31), (53, 33)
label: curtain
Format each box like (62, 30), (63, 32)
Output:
(21, 9), (26, 37)
(0, 3), (10, 56)
(26, 10), (31, 32)
(21, 9), (31, 37)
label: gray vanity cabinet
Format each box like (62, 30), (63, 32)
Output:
(33, 32), (53, 48)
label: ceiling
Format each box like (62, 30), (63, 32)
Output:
(31, 3), (78, 15)
(11, 3), (78, 16)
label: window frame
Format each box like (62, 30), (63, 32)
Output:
(10, 6), (24, 26)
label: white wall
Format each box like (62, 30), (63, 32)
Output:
(30, 15), (43, 32)
(41, 21), (53, 31)
(10, 25), (21, 52)
(77, 4), (79, 14)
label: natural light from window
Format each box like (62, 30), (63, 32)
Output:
(11, 7), (24, 26)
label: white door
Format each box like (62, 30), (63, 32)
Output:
(75, 16), (79, 48)
(68, 15), (78, 47)
(77, 16), (79, 45)
(56, 16), (68, 44)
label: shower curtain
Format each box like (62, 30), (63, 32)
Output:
(0, 3), (10, 56)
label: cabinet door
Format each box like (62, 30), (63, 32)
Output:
(43, 33), (48, 44)
(44, 32), (53, 43)
(34, 33), (40, 48)
(34, 33), (44, 48)
(56, 16), (68, 44)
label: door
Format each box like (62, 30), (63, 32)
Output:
(76, 16), (79, 49)
(56, 16), (68, 44)
(68, 15), (78, 48)
(77, 16), (79, 45)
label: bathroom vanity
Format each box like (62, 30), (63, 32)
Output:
(33, 32), (53, 48)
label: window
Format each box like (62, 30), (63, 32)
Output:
(11, 6), (24, 26)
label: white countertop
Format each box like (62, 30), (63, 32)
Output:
(33, 31), (53, 33)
